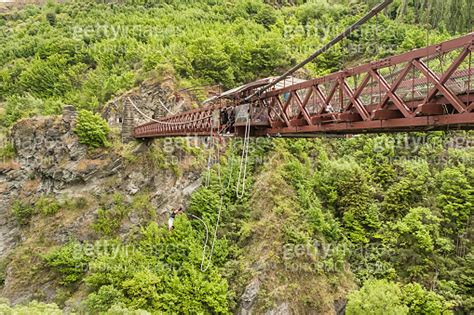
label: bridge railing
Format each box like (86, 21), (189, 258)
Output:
(256, 32), (474, 133)
(134, 33), (474, 138)
(133, 104), (224, 138)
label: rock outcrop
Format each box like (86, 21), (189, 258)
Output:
(101, 77), (194, 142)
(0, 108), (124, 261)
(0, 105), (205, 303)
(9, 110), (122, 193)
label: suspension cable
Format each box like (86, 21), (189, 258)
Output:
(158, 99), (175, 115)
(242, 0), (393, 103)
(128, 97), (212, 126)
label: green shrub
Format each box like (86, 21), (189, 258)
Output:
(43, 241), (90, 285)
(93, 208), (122, 236)
(401, 283), (451, 314)
(11, 201), (34, 226)
(92, 194), (128, 236)
(106, 304), (151, 315)
(86, 285), (124, 313)
(0, 94), (42, 127)
(347, 279), (408, 315)
(347, 280), (453, 314)
(131, 192), (156, 221)
(382, 160), (432, 218)
(35, 196), (61, 216)
(0, 300), (63, 314)
(0, 142), (15, 160)
(74, 110), (110, 148)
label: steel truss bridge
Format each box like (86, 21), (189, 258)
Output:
(134, 33), (474, 139)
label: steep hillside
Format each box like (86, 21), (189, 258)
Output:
(0, 0), (473, 314)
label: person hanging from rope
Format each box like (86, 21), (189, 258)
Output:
(168, 206), (184, 231)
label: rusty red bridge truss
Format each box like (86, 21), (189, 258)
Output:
(134, 33), (474, 138)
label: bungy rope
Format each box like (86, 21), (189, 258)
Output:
(187, 213), (209, 255)
(200, 139), (235, 272)
(204, 126), (215, 187)
(204, 121), (232, 188)
(236, 115), (251, 199)
(130, 95), (234, 271)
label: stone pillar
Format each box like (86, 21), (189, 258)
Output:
(62, 105), (77, 128)
(122, 99), (134, 143)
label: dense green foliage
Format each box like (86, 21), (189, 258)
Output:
(0, 0), (454, 126)
(84, 222), (230, 314)
(0, 300), (63, 315)
(74, 109), (110, 148)
(331, 133), (473, 312)
(11, 201), (34, 226)
(43, 241), (90, 285)
(346, 279), (450, 315)
(346, 279), (409, 315)
(386, 0), (473, 34)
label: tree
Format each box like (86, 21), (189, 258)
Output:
(74, 109), (111, 148)
(187, 37), (235, 87)
(346, 279), (408, 315)
(388, 207), (452, 281)
(401, 283), (451, 315)
(314, 159), (381, 243)
(382, 161), (432, 218)
(435, 167), (473, 236)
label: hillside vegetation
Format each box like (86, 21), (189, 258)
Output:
(2, 0), (472, 128)
(0, 0), (473, 314)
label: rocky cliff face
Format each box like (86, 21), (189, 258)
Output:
(0, 106), (204, 303)
(102, 77), (196, 142)
(10, 108), (121, 192)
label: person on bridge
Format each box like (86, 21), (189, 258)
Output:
(168, 206), (184, 231)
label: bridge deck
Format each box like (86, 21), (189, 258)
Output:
(133, 32), (474, 138)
